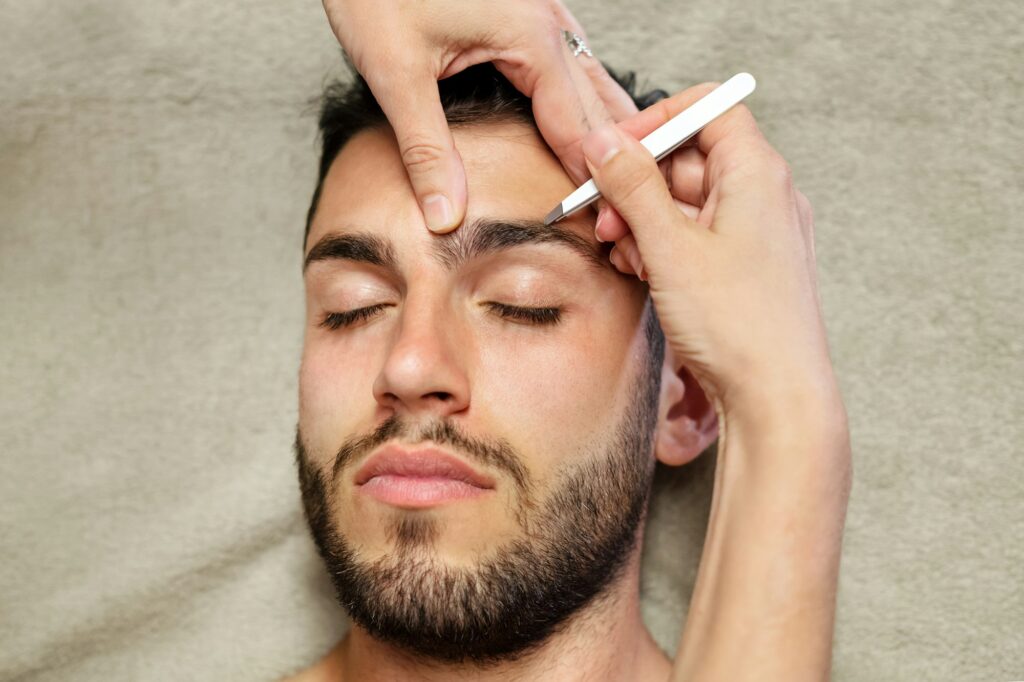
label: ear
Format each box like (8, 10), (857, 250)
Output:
(654, 347), (719, 466)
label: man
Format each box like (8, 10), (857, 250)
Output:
(291, 63), (708, 680)
(288, 59), (849, 680)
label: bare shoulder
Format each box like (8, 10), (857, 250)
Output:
(279, 640), (346, 682)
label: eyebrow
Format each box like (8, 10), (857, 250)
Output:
(303, 218), (605, 274)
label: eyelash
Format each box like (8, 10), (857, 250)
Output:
(320, 304), (389, 330)
(486, 302), (562, 325)
(319, 302), (562, 330)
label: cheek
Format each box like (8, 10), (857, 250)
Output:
(298, 340), (379, 460)
(472, 314), (637, 466)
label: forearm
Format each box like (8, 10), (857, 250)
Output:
(671, 380), (852, 681)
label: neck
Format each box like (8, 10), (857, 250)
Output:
(324, 554), (670, 682)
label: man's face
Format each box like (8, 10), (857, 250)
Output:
(297, 121), (663, 663)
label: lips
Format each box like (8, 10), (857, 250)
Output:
(354, 445), (496, 490)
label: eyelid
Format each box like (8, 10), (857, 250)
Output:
(319, 303), (390, 330)
(318, 302), (563, 331)
(484, 302), (562, 326)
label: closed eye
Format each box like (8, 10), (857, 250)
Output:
(319, 302), (562, 330)
(320, 303), (390, 330)
(484, 302), (562, 326)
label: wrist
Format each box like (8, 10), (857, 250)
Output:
(713, 371), (852, 506)
(718, 364), (848, 439)
(714, 367), (851, 487)
(674, 369), (851, 682)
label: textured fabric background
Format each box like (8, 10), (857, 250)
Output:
(1, 1), (1020, 680)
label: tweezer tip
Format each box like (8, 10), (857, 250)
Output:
(543, 205), (564, 225)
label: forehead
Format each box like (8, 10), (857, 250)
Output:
(307, 122), (594, 250)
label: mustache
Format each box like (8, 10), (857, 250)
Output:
(327, 414), (532, 494)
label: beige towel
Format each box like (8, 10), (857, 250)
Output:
(1, 0), (1020, 679)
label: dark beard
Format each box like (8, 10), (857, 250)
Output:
(296, 304), (665, 667)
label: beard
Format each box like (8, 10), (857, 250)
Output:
(296, 304), (665, 667)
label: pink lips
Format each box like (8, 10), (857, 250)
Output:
(354, 445), (495, 508)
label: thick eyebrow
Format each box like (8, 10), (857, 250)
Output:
(303, 232), (397, 273)
(303, 218), (605, 273)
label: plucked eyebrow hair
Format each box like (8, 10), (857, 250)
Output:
(303, 218), (606, 273)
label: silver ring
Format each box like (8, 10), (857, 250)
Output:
(562, 30), (593, 58)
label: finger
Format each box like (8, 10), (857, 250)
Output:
(364, 65), (468, 233)
(613, 232), (645, 281)
(495, 36), (608, 186)
(674, 199), (701, 221)
(569, 73), (634, 240)
(581, 60), (641, 122)
(608, 244), (633, 275)
(548, 1), (589, 43)
(548, 2), (638, 122)
(554, 47), (617, 182)
(595, 205), (629, 243)
(582, 124), (701, 264)
(616, 82), (776, 192)
(595, 154), (674, 242)
(667, 146), (708, 207)
(596, 198), (700, 244)
(622, 84), (801, 242)
(561, 37), (641, 232)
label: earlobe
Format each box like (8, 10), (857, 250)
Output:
(654, 350), (719, 467)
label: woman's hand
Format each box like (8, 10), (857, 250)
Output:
(584, 85), (851, 681)
(322, 0), (638, 232)
(581, 84), (841, 416)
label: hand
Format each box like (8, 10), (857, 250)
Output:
(581, 84), (839, 413)
(585, 90), (851, 681)
(322, 0), (638, 232)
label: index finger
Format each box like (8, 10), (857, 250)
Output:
(364, 61), (468, 233)
(549, 2), (639, 122)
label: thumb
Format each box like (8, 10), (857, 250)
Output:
(581, 125), (697, 250)
(367, 69), (468, 233)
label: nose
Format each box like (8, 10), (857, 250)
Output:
(371, 297), (470, 419)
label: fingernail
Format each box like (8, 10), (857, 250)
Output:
(422, 193), (454, 232)
(594, 210), (606, 242)
(638, 264), (648, 282)
(609, 246), (625, 271)
(582, 125), (622, 168)
(629, 251), (644, 277)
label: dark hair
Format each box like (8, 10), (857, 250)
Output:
(304, 59), (668, 243)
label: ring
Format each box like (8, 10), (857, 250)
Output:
(562, 30), (593, 58)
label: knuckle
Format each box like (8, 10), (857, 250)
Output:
(519, 1), (551, 25)
(754, 151), (793, 188)
(508, 6), (557, 47)
(400, 139), (449, 174)
(577, 54), (605, 78)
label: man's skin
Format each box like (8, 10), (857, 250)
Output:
(289, 121), (718, 681)
(310, 0), (853, 669)
(321, 0), (635, 232)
